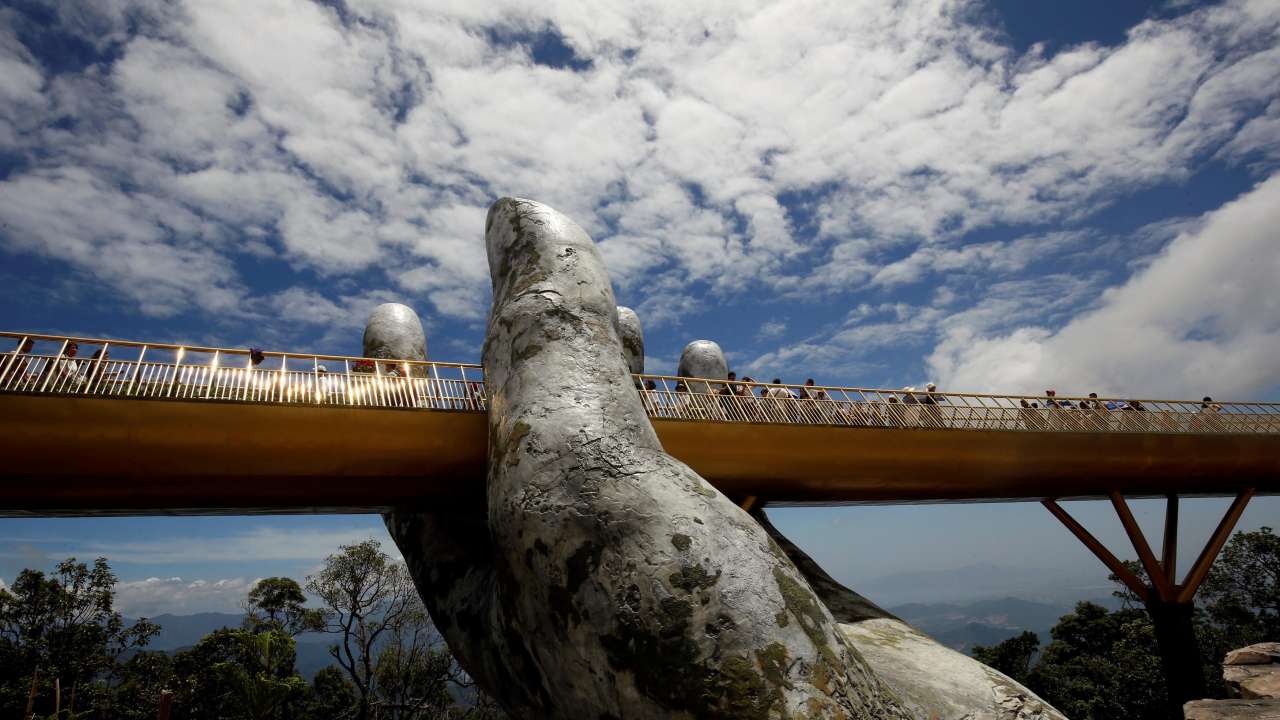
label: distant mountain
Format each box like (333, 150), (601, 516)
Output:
(858, 563), (1117, 607)
(889, 595), (1119, 654)
(143, 612), (244, 651)
(134, 612), (339, 680)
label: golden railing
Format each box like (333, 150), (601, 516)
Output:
(0, 332), (486, 411)
(2, 332), (1278, 434)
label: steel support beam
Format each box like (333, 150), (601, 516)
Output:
(1042, 498), (1150, 603)
(1110, 491), (1175, 601)
(1177, 488), (1253, 604)
(1161, 494), (1178, 588)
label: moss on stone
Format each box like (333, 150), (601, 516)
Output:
(507, 421), (531, 465)
(671, 533), (692, 551)
(512, 342), (544, 364)
(756, 642), (793, 691)
(601, 588), (788, 719)
(690, 481), (717, 498)
(773, 567), (836, 665)
(670, 564), (721, 594)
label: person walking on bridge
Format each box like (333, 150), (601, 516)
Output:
(1, 337), (35, 386)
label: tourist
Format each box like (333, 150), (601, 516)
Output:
(717, 376), (738, 420)
(1020, 398), (1041, 430)
(49, 341), (84, 389)
(772, 378), (799, 421)
(795, 378), (820, 422)
(921, 382), (945, 427)
(3, 337), (36, 385)
(1191, 395), (1222, 432)
(737, 376), (762, 421)
(899, 386), (923, 427)
(674, 381), (694, 417)
(1042, 389), (1063, 427)
(727, 371), (743, 395)
(642, 379), (660, 415)
(315, 364), (334, 402)
(243, 348), (269, 397)
(83, 347), (113, 386)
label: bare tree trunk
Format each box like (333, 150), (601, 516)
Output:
(24, 667), (39, 720)
(751, 509), (1066, 720)
(388, 198), (907, 718)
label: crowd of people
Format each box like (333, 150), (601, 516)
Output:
(637, 372), (1232, 432)
(2, 338), (1239, 432)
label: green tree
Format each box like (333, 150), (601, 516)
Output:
(171, 628), (245, 720)
(215, 630), (307, 720)
(0, 557), (157, 718)
(970, 527), (1280, 718)
(306, 540), (418, 720)
(1200, 526), (1279, 646)
(972, 630), (1039, 685)
(1023, 602), (1167, 720)
(298, 666), (356, 719)
(112, 652), (177, 720)
(244, 577), (327, 637)
(372, 601), (457, 718)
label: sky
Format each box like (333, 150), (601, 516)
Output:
(0, 0), (1277, 616)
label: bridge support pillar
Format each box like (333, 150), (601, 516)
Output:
(1043, 489), (1254, 714)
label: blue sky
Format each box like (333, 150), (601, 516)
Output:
(0, 0), (1278, 615)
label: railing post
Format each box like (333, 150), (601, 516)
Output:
(86, 342), (110, 394)
(344, 359), (353, 406)
(166, 348), (184, 398)
(0, 335), (28, 388)
(38, 338), (69, 393)
(208, 351), (220, 399)
(127, 345), (147, 396)
(278, 353), (287, 403)
(430, 363), (443, 410)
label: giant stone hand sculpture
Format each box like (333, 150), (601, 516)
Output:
(363, 303), (428, 376)
(751, 511), (1066, 720)
(384, 198), (906, 718)
(379, 197), (1066, 719)
(615, 305), (645, 375)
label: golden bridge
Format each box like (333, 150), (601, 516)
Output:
(1, 330), (1275, 606)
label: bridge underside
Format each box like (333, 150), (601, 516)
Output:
(0, 394), (1275, 516)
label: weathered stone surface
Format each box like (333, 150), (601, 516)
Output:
(840, 620), (1064, 720)
(678, 339), (727, 394)
(1184, 698), (1280, 719)
(1227, 644), (1280, 666)
(1226, 665), (1280, 700)
(363, 303), (429, 375)
(753, 509), (1066, 720)
(391, 198), (907, 719)
(615, 306), (644, 375)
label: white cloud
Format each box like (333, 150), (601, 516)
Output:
(927, 175), (1280, 398)
(0, 0), (1277, 330)
(52, 526), (396, 565)
(114, 575), (256, 616)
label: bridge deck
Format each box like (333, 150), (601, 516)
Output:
(1, 332), (1276, 515)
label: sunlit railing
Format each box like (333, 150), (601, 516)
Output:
(632, 375), (1280, 434)
(0, 332), (486, 411)
(2, 332), (1278, 434)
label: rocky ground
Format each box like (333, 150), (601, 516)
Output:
(1185, 642), (1280, 719)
